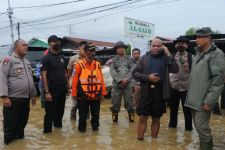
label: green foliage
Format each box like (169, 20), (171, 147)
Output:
(125, 44), (131, 55)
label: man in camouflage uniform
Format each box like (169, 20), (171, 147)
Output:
(110, 41), (135, 123)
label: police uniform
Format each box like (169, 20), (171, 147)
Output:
(110, 55), (135, 120)
(0, 53), (36, 144)
(40, 51), (67, 133)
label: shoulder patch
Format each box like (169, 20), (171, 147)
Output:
(2, 57), (11, 65)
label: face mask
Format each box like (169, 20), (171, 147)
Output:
(177, 45), (186, 52)
(52, 44), (61, 51)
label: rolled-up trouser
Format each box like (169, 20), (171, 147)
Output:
(192, 110), (212, 143)
(3, 98), (30, 143)
(110, 83), (135, 114)
(44, 89), (66, 132)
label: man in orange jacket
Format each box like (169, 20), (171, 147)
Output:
(72, 43), (107, 132)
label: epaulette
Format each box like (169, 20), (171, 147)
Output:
(2, 56), (11, 65)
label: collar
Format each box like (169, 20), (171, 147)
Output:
(49, 50), (59, 55)
(131, 57), (139, 63)
(195, 43), (216, 54)
(13, 52), (24, 59)
(78, 53), (84, 59)
(83, 58), (96, 66)
(177, 51), (188, 56)
(196, 44), (217, 63)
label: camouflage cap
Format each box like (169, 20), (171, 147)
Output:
(113, 41), (128, 50)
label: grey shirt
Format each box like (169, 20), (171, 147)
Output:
(0, 53), (36, 98)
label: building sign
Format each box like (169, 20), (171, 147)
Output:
(124, 17), (155, 39)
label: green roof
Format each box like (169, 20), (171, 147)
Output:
(28, 38), (48, 48)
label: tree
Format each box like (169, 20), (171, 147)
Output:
(185, 27), (221, 36)
(185, 27), (199, 36)
(125, 44), (131, 55)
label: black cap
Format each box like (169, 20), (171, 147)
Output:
(48, 35), (61, 43)
(174, 36), (189, 44)
(79, 41), (88, 46)
(195, 27), (213, 36)
(84, 43), (96, 51)
(113, 41), (128, 50)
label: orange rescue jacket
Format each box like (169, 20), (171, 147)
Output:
(72, 59), (107, 100)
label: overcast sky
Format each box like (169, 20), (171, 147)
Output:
(0, 0), (225, 49)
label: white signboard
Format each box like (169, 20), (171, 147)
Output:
(124, 17), (155, 39)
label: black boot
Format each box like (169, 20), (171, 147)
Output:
(112, 114), (118, 122)
(200, 140), (213, 150)
(4, 136), (15, 145)
(16, 129), (24, 139)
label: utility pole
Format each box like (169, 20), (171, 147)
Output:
(69, 24), (72, 36)
(17, 22), (20, 40)
(7, 0), (14, 45)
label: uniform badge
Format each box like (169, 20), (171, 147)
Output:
(61, 58), (64, 63)
(15, 68), (23, 76)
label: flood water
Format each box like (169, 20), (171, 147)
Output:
(0, 97), (225, 150)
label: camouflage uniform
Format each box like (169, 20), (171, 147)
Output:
(110, 55), (135, 121)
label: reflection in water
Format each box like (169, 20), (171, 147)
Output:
(0, 98), (225, 150)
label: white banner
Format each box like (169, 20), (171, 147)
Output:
(124, 17), (155, 39)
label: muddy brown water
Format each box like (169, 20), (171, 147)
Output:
(0, 97), (225, 150)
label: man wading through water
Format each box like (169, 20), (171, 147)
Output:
(133, 38), (178, 140)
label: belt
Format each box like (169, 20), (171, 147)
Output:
(149, 82), (161, 89)
(150, 84), (156, 88)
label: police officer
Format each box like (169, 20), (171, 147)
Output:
(168, 36), (193, 131)
(40, 35), (69, 133)
(0, 39), (36, 144)
(110, 41), (135, 123)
